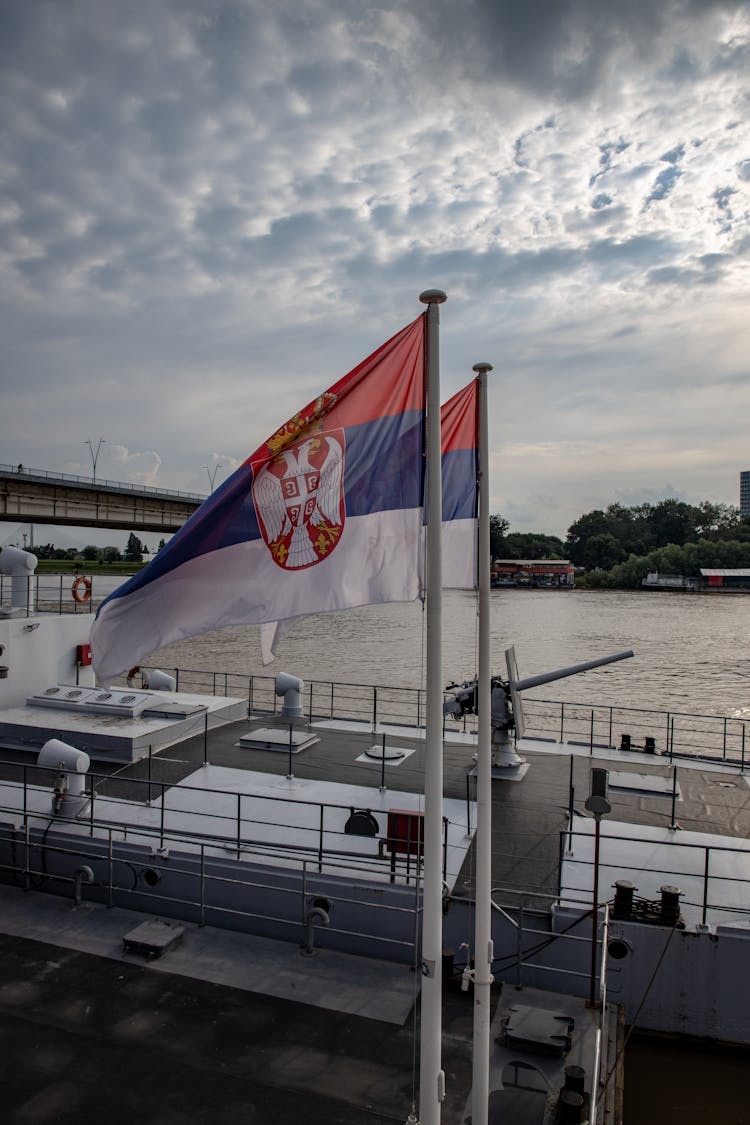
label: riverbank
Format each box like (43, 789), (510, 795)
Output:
(33, 559), (143, 576)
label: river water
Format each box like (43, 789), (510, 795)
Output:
(141, 587), (750, 720)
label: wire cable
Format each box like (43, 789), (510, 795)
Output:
(599, 921), (679, 1097)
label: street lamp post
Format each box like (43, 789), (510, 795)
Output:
(85, 438), (106, 483)
(202, 463), (222, 492)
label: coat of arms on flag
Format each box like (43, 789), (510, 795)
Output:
(251, 430), (345, 569)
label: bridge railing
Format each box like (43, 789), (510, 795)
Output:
(0, 462), (203, 502)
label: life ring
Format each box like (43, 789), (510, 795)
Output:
(71, 576), (92, 604)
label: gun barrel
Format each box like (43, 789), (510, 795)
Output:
(512, 650), (634, 693)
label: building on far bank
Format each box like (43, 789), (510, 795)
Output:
(491, 559), (575, 588)
(740, 470), (750, 516)
(643, 569), (750, 592)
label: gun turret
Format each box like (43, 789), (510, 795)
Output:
(444, 646), (634, 769)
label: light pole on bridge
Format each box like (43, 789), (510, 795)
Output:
(202, 463), (222, 492)
(84, 438), (106, 483)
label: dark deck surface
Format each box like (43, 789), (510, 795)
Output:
(0, 903), (477, 1125)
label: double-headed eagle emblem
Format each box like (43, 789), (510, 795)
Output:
(252, 431), (345, 569)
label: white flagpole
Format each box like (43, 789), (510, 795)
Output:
(418, 288), (447, 1125)
(471, 362), (494, 1125)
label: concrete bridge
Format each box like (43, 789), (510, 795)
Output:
(0, 463), (204, 534)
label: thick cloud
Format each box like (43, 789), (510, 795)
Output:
(0, 0), (749, 539)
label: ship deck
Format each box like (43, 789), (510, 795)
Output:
(2, 706), (749, 1123)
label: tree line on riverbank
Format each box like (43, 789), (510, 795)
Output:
(20, 499), (750, 591)
(492, 500), (750, 589)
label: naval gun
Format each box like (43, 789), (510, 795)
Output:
(444, 645), (634, 770)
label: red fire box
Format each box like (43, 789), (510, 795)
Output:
(386, 808), (424, 856)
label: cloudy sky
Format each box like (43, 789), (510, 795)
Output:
(1, 0), (749, 548)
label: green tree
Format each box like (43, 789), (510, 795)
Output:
(489, 515), (510, 559)
(582, 533), (626, 571)
(647, 499), (698, 548)
(81, 544), (100, 561)
(124, 533), (144, 562)
(565, 510), (611, 566)
(502, 532), (566, 559)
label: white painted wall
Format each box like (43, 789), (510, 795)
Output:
(0, 614), (95, 709)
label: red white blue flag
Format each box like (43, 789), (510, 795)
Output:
(90, 314), (427, 685)
(441, 378), (479, 589)
(260, 375), (479, 664)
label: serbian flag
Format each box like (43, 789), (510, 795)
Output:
(90, 314), (427, 685)
(260, 375), (479, 664)
(441, 378), (479, 589)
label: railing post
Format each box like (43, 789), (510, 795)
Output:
(160, 782), (165, 847)
(589, 709), (594, 755)
(309, 682), (314, 724)
(742, 724), (746, 774)
(669, 766), (678, 831)
(702, 848), (710, 926)
(380, 733), (387, 791)
(608, 707), (613, 749)
(236, 792), (242, 858)
(567, 757), (575, 851)
(560, 702), (565, 743)
(318, 807), (324, 872)
(465, 772), (472, 836)
(108, 830), (113, 908)
(516, 902), (524, 989)
(723, 717), (728, 761)
(287, 724), (294, 779)
(442, 815), (448, 883)
(372, 687), (378, 732)
(302, 860), (309, 923)
(203, 711), (209, 766)
(200, 844), (206, 927)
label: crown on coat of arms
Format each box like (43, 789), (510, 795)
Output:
(267, 392), (337, 456)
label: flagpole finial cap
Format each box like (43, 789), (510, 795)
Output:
(472, 362), (493, 374)
(419, 289), (447, 305)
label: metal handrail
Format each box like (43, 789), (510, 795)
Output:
(0, 461), (203, 501)
(0, 759), (464, 886)
(145, 663), (748, 766)
(0, 824), (417, 955)
(560, 826), (750, 924)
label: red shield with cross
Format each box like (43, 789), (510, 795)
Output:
(251, 430), (345, 570)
